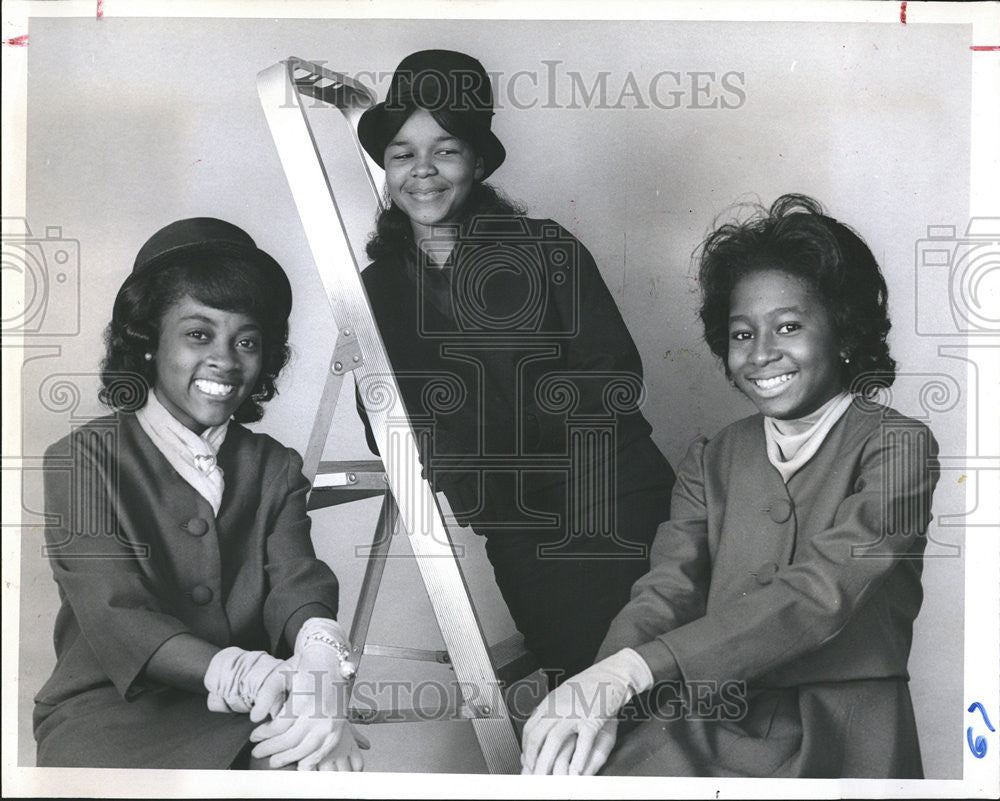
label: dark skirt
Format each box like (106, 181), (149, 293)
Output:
(35, 685), (255, 769)
(601, 677), (923, 778)
(481, 438), (674, 682)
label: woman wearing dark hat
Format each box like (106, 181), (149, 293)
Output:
(34, 218), (366, 770)
(356, 51), (676, 684)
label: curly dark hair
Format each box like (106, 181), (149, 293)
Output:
(99, 248), (291, 422)
(365, 181), (526, 263)
(696, 194), (896, 395)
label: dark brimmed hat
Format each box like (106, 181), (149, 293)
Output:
(358, 50), (506, 178)
(127, 217), (292, 318)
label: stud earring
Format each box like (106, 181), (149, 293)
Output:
(144, 352), (153, 361)
(842, 355), (851, 364)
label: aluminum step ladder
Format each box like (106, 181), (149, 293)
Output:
(257, 57), (533, 774)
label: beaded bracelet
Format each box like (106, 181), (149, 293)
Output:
(301, 631), (357, 680)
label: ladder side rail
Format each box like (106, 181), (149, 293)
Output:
(348, 491), (396, 664)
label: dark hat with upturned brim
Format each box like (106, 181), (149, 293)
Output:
(126, 217), (292, 318)
(358, 49), (506, 179)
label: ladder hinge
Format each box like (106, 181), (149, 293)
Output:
(332, 325), (364, 375)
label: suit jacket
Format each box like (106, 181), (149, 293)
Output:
(33, 412), (339, 768)
(596, 401), (940, 777)
(359, 216), (673, 530)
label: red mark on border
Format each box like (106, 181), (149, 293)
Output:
(97, 0), (104, 19)
(3, 34), (29, 47)
(970, 46), (1000, 52)
(900, 2), (907, 24)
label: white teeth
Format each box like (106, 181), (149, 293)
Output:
(752, 373), (794, 390)
(194, 379), (234, 397)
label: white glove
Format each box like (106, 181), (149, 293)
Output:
(203, 647), (285, 717)
(250, 617), (363, 770)
(521, 648), (653, 775)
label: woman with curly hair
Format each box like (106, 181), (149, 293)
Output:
(34, 218), (366, 770)
(522, 194), (940, 778)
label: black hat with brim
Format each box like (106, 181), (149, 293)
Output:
(358, 49), (506, 178)
(127, 217), (292, 319)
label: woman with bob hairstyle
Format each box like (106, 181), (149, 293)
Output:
(522, 195), (940, 778)
(34, 218), (367, 770)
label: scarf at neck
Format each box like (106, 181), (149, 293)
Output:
(136, 389), (229, 515)
(762, 392), (853, 483)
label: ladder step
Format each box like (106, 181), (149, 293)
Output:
(347, 658), (545, 726)
(314, 459), (386, 488)
(363, 644), (451, 663)
(349, 703), (474, 725)
(308, 459), (387, 509)
(362, 633), (538, 684)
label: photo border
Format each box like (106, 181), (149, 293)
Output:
(2, 1), (997, 798)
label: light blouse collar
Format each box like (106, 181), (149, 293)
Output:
(135, 389), (229, 515)
(763, 392), (853, 483)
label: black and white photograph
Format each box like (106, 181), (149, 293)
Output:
(2, 0), (998, 797)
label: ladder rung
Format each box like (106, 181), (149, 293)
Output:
(308, 459), (388, 510)
(307, 487), (385, 511)
(349, 703), (474, 725)
(363, 644), (451, 663)
(314, 460), (386, 489)
(362, 634), (539, 684)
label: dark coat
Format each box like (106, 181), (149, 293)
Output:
(359, 216), (673, 530)
(597, 401), (939, 778)
(33, 412), (339, 769)
(358, 217), (675, 676)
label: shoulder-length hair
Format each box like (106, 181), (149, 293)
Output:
(696, 193), (896, 394)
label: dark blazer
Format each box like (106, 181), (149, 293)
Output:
(359, 216), (673, 529)
(356, 217), (676, 676)
(597, 401), (940, 777)
(33, 412), (339, 769)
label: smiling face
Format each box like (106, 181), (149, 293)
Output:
(383, 108), (485, 242)
(727, 268), (845, 420)
(152, 295), (264, 434)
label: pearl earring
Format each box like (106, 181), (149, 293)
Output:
(842, 355), (851, 364)
(144, 352), (153, 361)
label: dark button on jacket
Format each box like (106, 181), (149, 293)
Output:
(183, 518), (209, 536)
(754, 562), (779, 585)
(190, 585), (213, 605)
(767, 498), (793, 523)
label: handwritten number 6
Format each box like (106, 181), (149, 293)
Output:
(966, 701), (995, 759)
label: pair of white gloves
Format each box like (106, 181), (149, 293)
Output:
(204, 626), (652, 774)
(202, 617), (369, 771)
(520, 648), (654, 776)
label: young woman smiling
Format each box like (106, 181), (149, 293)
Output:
(34, 218), (366, 770)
